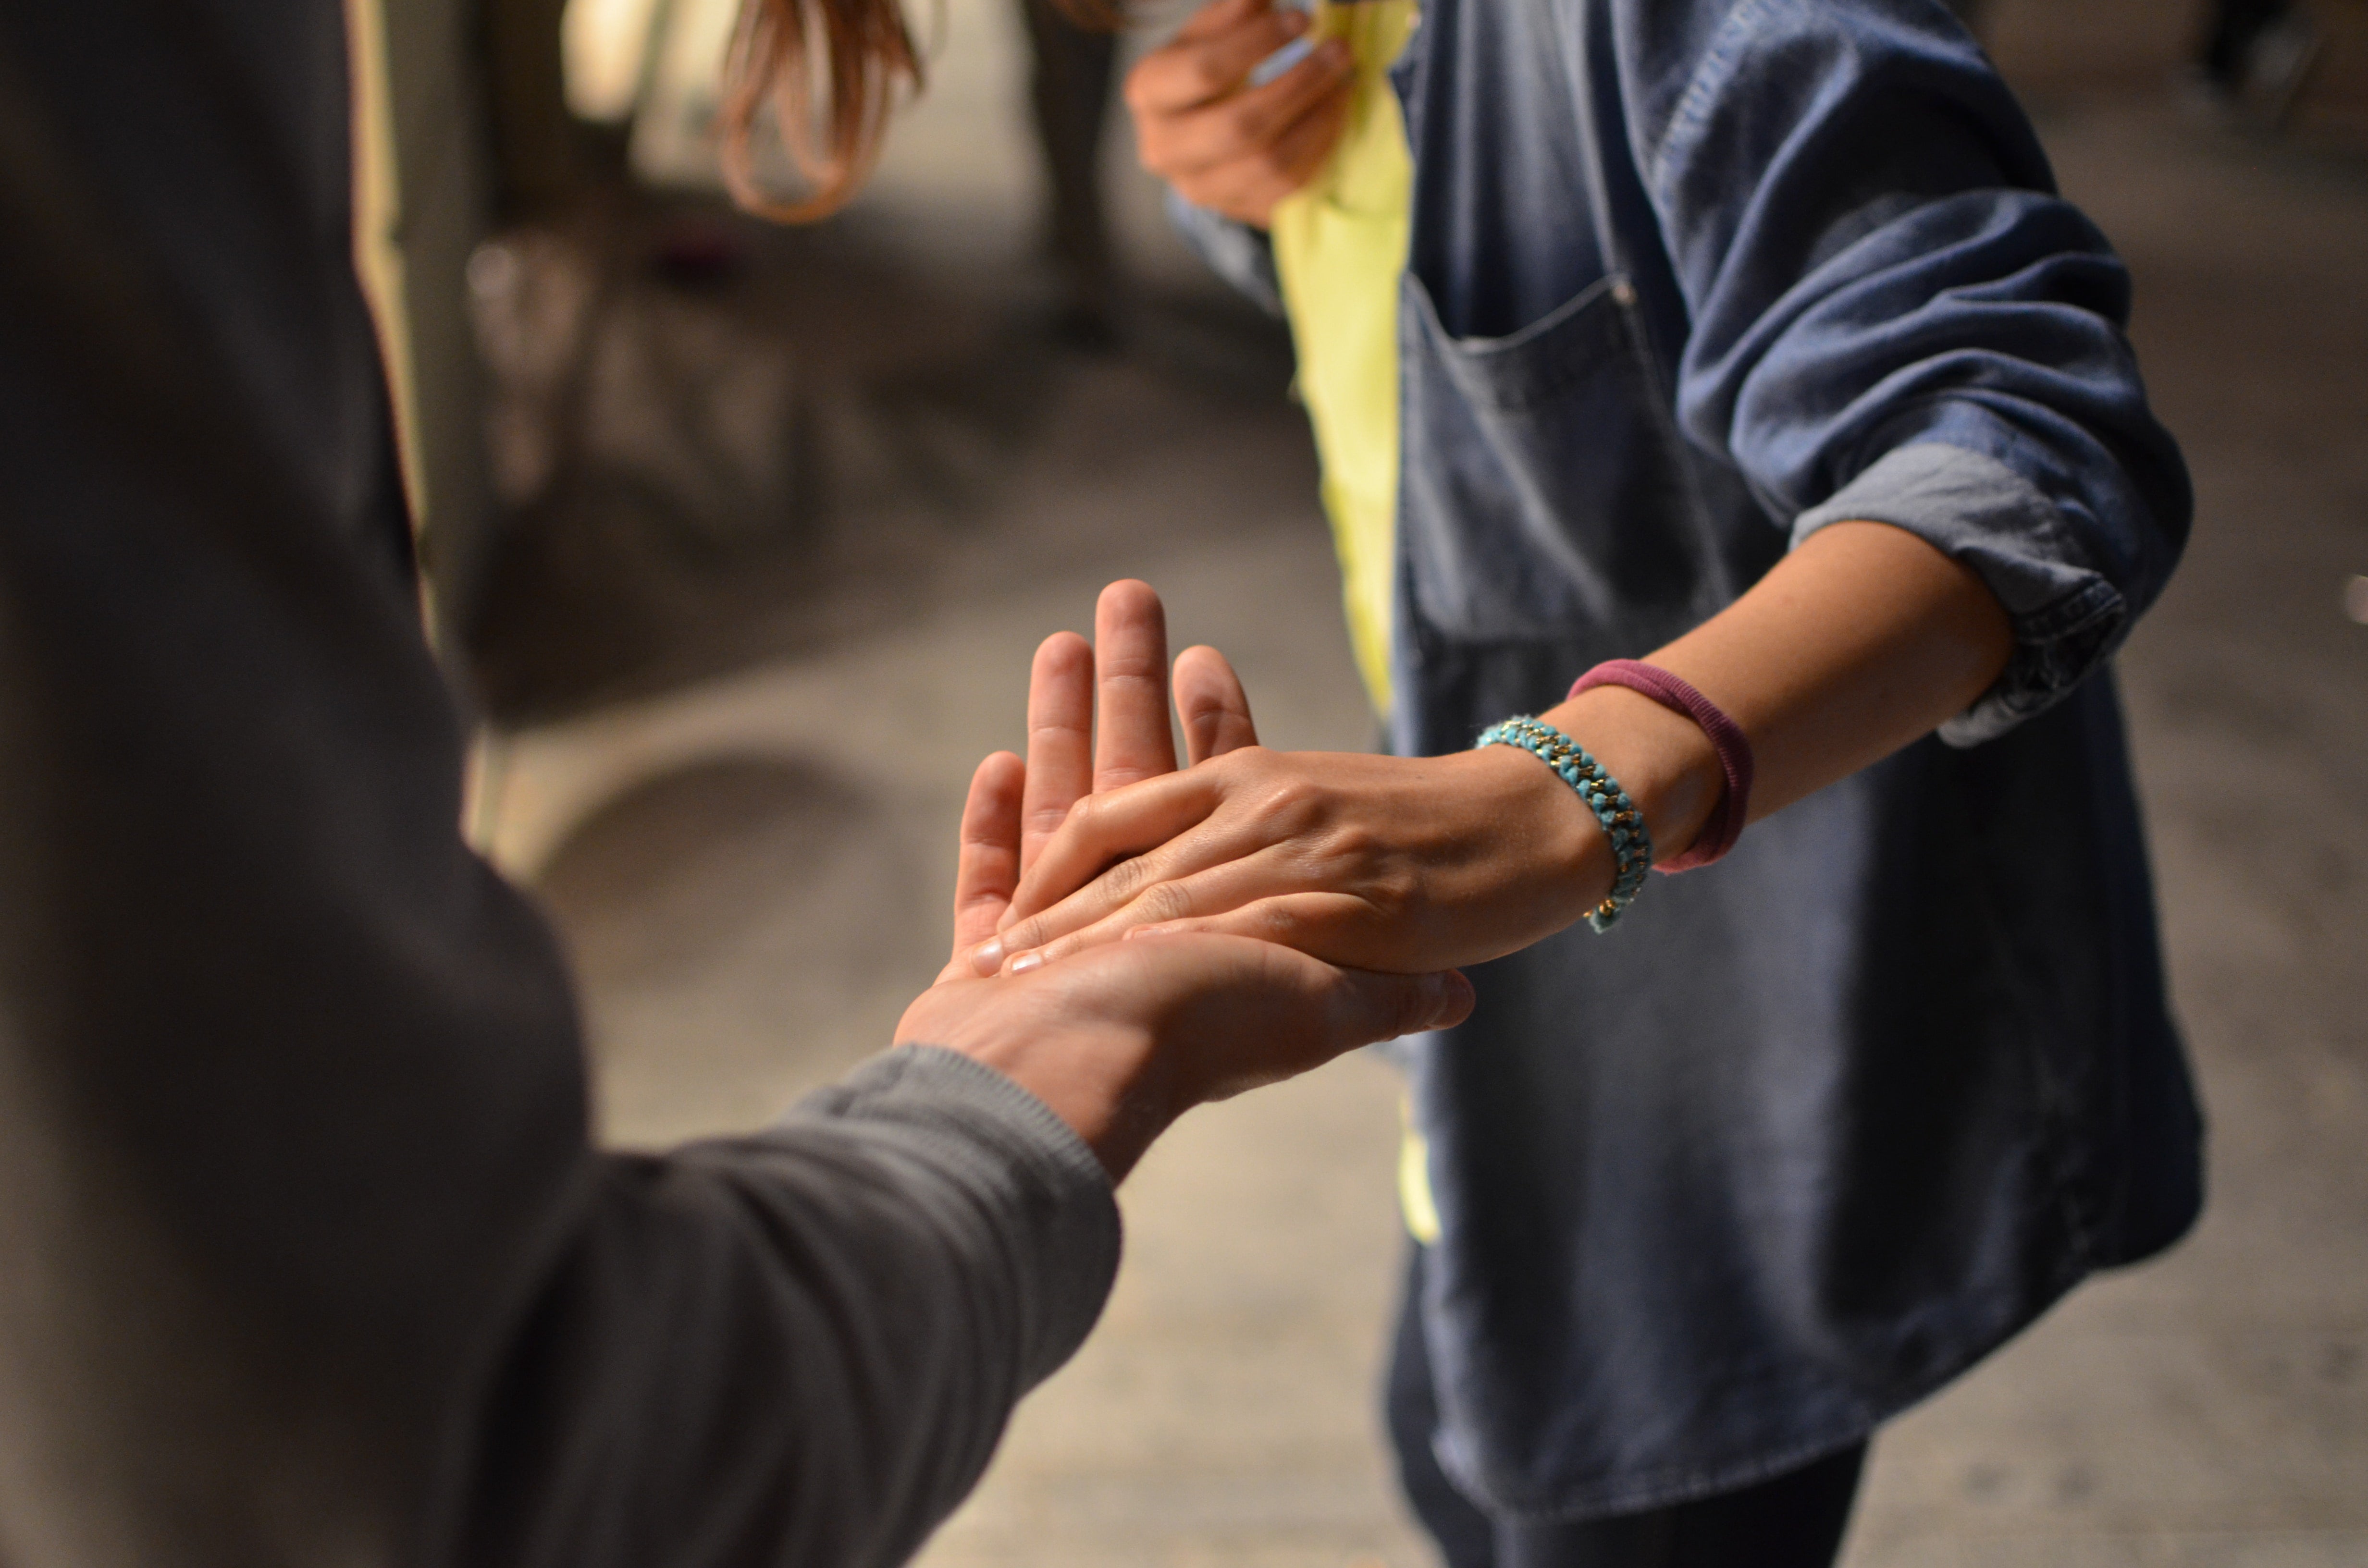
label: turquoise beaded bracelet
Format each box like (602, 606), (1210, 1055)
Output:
(1477, 715), (1653, 932)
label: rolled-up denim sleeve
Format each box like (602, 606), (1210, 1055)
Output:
(1165, 187), (1287, 316)
(1621, 0), (2190, 744)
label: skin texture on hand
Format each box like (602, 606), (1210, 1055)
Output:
(900, 938), (1470, 1181)
(972, 744), (1612, 976)
(975, 524), (2014, 976)
(1125, 0), (1354, 227)
(910, 581), (1473, 1179)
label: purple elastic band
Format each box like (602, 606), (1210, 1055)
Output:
(1568, 660), (1753, 872)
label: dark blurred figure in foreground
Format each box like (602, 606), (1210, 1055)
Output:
(0, 5), (1469, 1564)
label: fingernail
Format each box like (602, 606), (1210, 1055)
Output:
(1427, 970), (1474, 1025)
(1247, 33), (1314, 87)
(1009, 951), (1045, 974)
(969, 939), (1004, 976)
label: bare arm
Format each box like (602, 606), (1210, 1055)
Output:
(974, 528), (2010, 976)
(1545, 519), (2014, 874)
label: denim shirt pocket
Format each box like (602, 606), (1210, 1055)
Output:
(1397, 271), (1722, 650)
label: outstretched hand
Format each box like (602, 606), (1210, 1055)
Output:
(910, 580), (1470, 1181)
(963, 519), (2025, 979)
(947, 584), (1635, 978)
(934, 579), (1261, 983)
(970, 740), (1616, 979)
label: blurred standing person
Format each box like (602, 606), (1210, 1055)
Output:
(1018, 0), (1122, 341)
(0, 4), (1472, 1565)
(2197, 0), (2308, 99)
(481, 0), (583, 220)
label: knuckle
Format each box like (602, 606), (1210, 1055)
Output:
(1101, 853), (1153, 900)
(1222, 101), (1270, 145)
(1184, 53), (1230, 97)
(1362, 867), (1417, 921)
(1389, 979), (1431, 1038)
(1252, 775), (1320, 831)
(1320, 821), (1388, 878)
(1253, 901), (1302, 941)
(1141, 880), (1196, 925)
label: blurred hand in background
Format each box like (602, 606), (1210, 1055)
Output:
(1124, 0), (1354, 226)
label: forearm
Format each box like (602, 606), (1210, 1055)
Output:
(1541, 520), (2014, 870)
(452, 1050), (1121, 1568)
(979, 533), (2012, 974)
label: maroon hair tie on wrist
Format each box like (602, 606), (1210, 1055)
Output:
(1567, 660), (1754, 872)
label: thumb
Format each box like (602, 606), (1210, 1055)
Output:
(1322, 965), (1475, 1047)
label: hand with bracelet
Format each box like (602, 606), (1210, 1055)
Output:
(969, 519), (2015, 978)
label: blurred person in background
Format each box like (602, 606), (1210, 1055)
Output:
(743, 0), (2195, 1560)
(1017, 0), (1124, 340)
(0, 6), (1473, 1566)
(2196, 0), (2314, 105)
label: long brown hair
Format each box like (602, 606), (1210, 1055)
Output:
(721, 0), (1119, 220)
(719, 0), (927, 221)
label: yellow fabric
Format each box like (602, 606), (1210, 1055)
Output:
(1269, 6), (1436, 1241)
(1269, 0), (1418, 718)
(1396, 1093), (1443, 1246)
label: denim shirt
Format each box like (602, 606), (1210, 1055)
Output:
(1174, 0), (2202, 1521)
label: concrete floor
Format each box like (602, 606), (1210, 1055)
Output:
(465, 10), (2368, 1562)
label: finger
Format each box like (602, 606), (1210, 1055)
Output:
(999, 766), (1223, 929)
(977, 769), (1222, 969)
(1138, 39), (1351, 177)
(1094, 580), (1177, 791)
(1130, 0), (1310, 115)
(1319, 964), (1476, 1050)
(1141, 937), (1473, 1099)
(946, 752), (1025, 975)
(1021, 631), (1094, 875)
(1007, 858), (1339, 972)
(1173, 645), (1258, 764)
(1168, 80), (1353, 224)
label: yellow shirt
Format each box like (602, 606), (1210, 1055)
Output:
(1269, 0), (1419, 718)
(1268, 1), (1439, 1245)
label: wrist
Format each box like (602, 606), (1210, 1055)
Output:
(1539, 687), (1724, 869)
(898, 986), (1174, 1179)
(1458, 741), (1620, 927)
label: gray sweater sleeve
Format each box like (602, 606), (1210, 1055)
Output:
(449, 1049), (1120, 1568)
(0, 4), (1115, 1566)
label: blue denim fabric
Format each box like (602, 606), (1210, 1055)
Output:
(1172, 0), (2200, 1523)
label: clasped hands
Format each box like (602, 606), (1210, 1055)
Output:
(897, 580), (1629, 1180)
